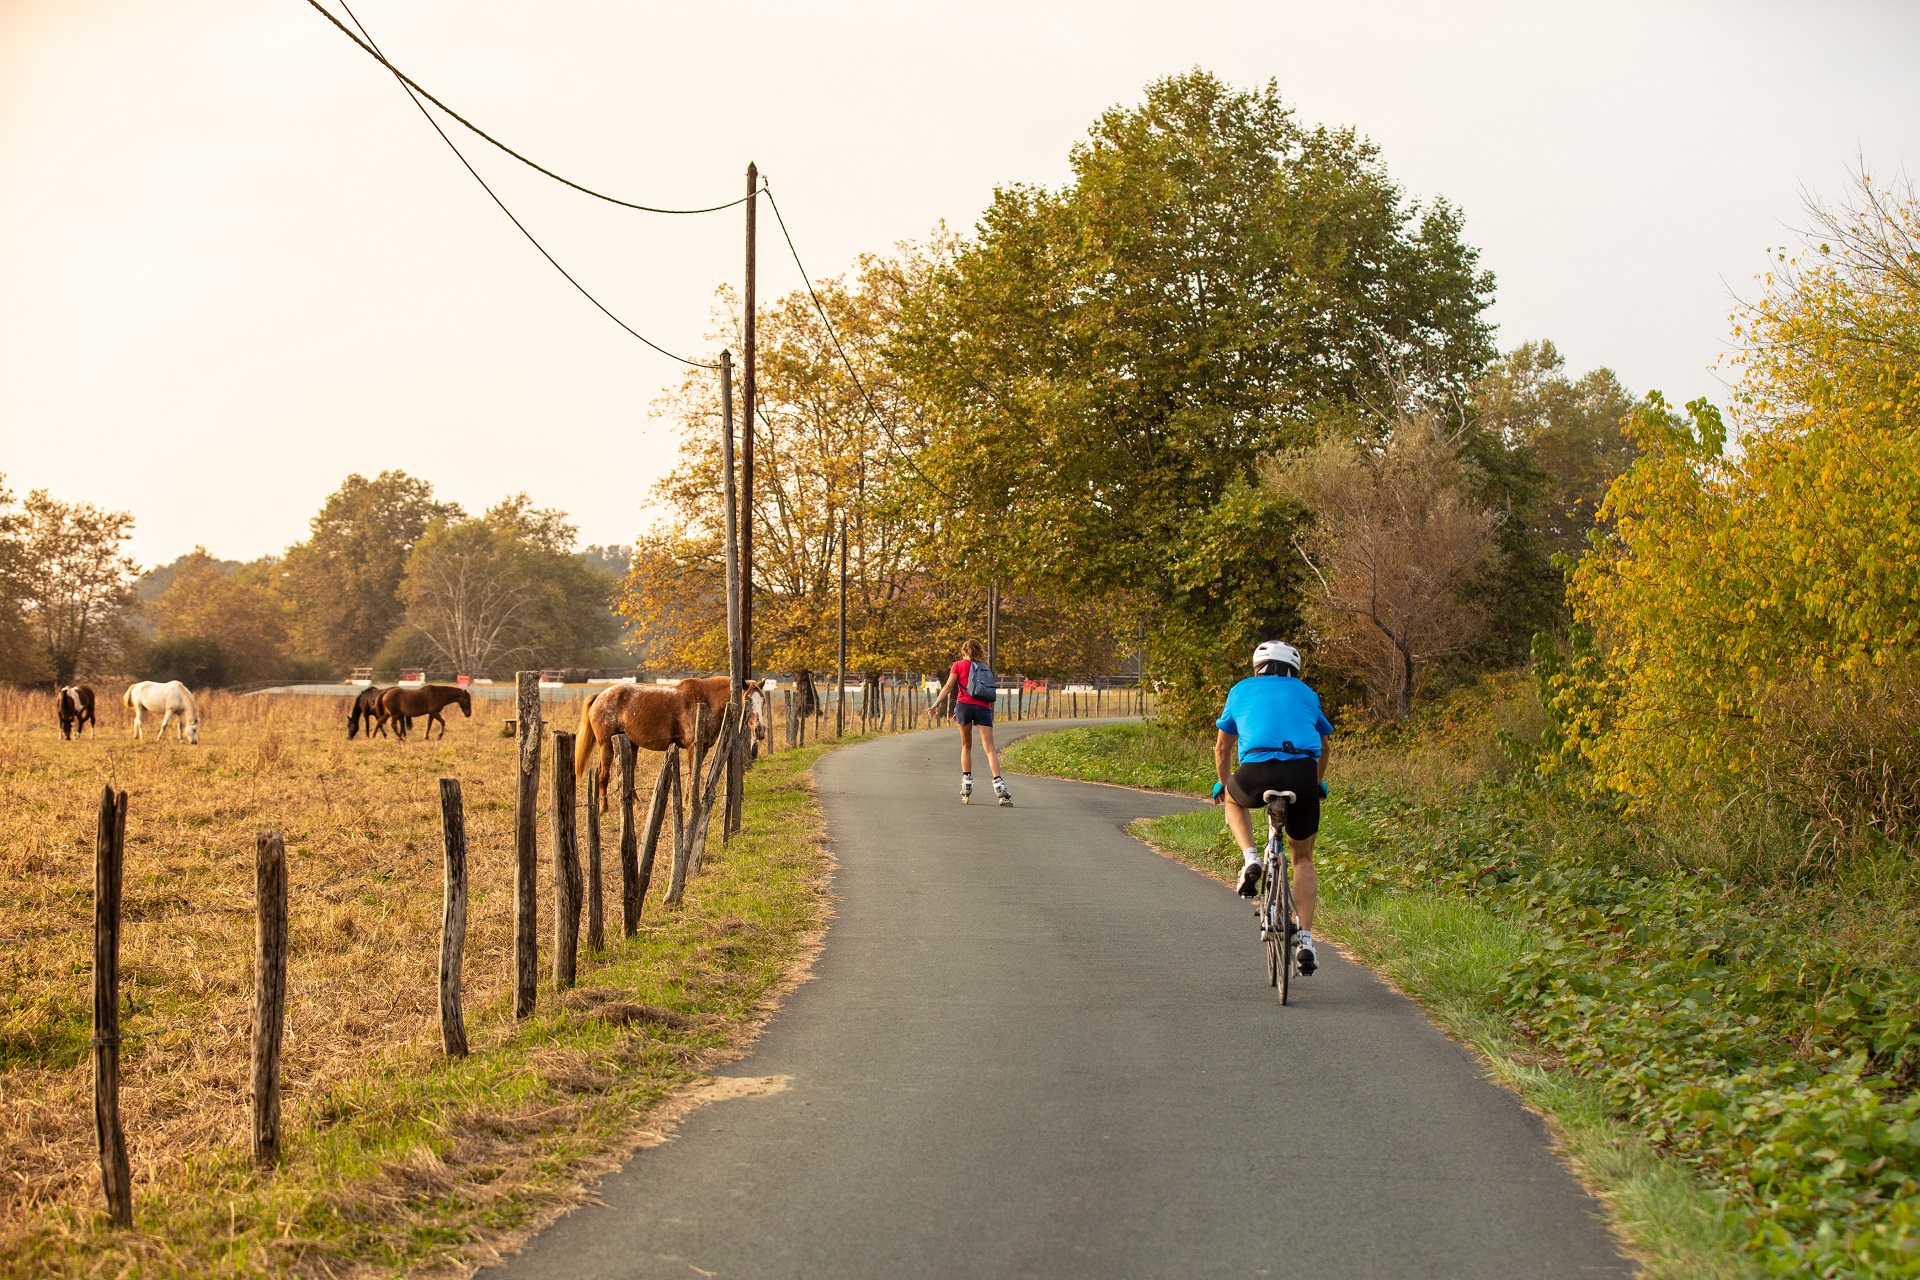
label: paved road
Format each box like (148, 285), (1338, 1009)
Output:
(494, 722), (1629, 1279)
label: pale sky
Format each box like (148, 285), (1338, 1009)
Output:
(2, 0), (1916, 567)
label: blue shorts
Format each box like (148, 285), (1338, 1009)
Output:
(956, 701), (994, 728)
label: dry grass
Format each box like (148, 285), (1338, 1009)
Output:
(0, 685), (828, 1276)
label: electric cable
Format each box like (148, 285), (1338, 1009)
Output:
(335, 0), (717, 369)
(760, 182), (955, 501)
(304, 0), (754, 215)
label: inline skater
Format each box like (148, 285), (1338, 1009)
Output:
(1211, 641), (1332, 974)
(933, 638), (1011, 806)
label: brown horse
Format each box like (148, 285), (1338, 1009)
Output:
(378, 684), (471, 740)
(574, 677), (766, 807)
(58, 685), (96, 739)
(346, 685), (405, 739)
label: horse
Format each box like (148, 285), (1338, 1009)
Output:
(377, 684), (470, 740)
(346, 685), (406, 740)
(57, 685), (96, 739)
(125, 680), (199, 743)
(574, 677), (766, 808)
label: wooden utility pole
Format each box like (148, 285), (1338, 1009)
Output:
(742, 162), (758, 679)
(987, 583), (1000, 670)
(721, 347), (743, 840)
(721, 348), (742, 700)
(92, 785), (131, 1226)
(836, 514), (848, 738)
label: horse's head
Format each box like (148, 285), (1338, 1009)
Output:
(743, 680), (768, 758)
(456, 689), (472, 717)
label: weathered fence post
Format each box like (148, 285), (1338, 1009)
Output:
(665, 703), (709, 905)
(252, 831), (288, 1167)
(617, 733), (641, 935)
(513, 672), (540, 1019)
(688, 704), (736, 876)
(551, 730), (582, 990)
(438, 778), (469, 1057)
(584, 771), (604, 953)
(92, 785), (132, 1226)
(639, 745), (677, 911)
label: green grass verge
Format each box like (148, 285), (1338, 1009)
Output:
(1010, 723), (1764, 1280)
(6, 744), (835, 1280)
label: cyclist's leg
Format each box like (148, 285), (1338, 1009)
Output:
(1223, 799), (1257, 852)
(1289, 835), (1317, 929)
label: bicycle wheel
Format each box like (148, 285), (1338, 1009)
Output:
(1278, 858), (1295, 1006)
(1261, 848), (1281, 986)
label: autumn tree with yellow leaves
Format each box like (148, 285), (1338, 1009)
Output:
(1549, 169), (1920, 850)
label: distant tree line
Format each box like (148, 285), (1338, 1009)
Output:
(0, 469), (626, 688)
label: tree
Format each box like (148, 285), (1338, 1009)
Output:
(280, 472), (460, 666)
(1553, 168), (1920, 815)
(16, 490), (137, 685)
(149, 548), (293, 685)
(893, 70), (1496, 728)
(622, 252), (1136, 682)
(401, 496), (615, 676)
(0, 478), (44, 683)
(1264, 412), (1502, 719)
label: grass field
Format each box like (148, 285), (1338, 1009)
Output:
(0, 687), (835, 1277)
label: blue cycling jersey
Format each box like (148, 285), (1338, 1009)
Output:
(1216, 675), (1333, 763)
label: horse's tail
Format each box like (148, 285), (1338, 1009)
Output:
(123, 685), (135, 709)
(574, 694), (598, 777)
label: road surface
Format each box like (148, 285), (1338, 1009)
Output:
(493, 721), (1629, 1279)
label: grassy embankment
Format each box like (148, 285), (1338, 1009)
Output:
(0, 688), (835, 1278)
(1006, 691), (1920, 1279)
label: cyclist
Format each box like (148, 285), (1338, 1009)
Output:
(933, 638), (1012, 806)
(1211, 641), (1332, 975)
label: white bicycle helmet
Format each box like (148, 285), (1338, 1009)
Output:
(1251, 640), (1301, 676)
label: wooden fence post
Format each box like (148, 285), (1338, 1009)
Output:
(551, 730), (582, 990)
(438, 778), (469, 1058)
(688, 705), (736, 877)
(584, 771), (604, 953)
(513, 672), (541, 1019)
(665, 703), (709, 906)
(638, 745), (677, 911)
(617, 734), (641, 935)
(251, 831), (288, 1167)
(92, 785), (131, 1226)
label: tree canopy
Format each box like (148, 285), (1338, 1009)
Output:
(893, 70), (1497, 726)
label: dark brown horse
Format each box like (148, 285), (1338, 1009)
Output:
(378, 684), (471, 740)
(57, 685), (95, 739)
(346, 685), (406, 739)
(574, 677), (765, 807)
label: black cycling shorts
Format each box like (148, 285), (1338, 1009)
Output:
(1226, 756), (1320, 839)
(955, 701), (994, 728)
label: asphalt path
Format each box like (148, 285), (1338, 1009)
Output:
(493, 721), (1630, 1279)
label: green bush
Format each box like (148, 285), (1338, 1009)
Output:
(1328, 783), (1920, 1275)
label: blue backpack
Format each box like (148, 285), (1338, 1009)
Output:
(965, 661), (997, 702)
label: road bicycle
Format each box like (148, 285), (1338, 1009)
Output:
(1258, 789), (1300, 1005)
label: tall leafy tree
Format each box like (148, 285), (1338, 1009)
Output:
(280, 471), (459, 666)
(150, 549), (294, 685)
(16, 490), (137, 684)
(893, 71), (1495, 727)
(400, 496), (615, 676)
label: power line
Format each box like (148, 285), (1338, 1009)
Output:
(333, 1), (717, 370)
(303, 0), (754, 216)
(759, 182), (954, 501)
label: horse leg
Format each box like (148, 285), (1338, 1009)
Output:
(428, 711), (444, 739)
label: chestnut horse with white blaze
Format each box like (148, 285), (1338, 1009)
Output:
(574, 677), (766, 807)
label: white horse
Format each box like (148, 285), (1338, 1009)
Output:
(125, 680), (199, 743)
